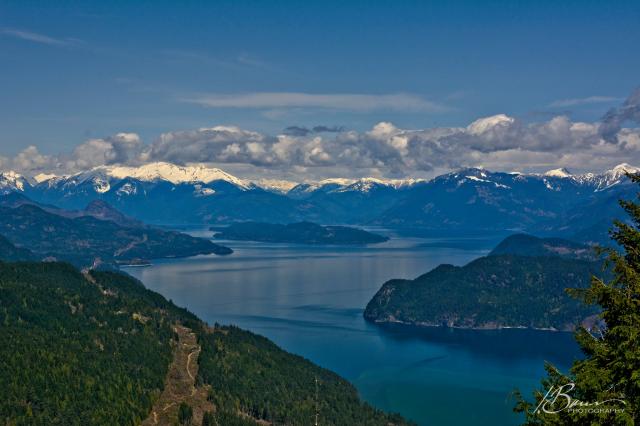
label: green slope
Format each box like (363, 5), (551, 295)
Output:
(0, 203), (232, 267)
(365, 235), (606, 331)
(489, 233), (596, 260)
(0, 262), (411, 426)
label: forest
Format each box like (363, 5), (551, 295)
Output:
(0, 261), (411, 425)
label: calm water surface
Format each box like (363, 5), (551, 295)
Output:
(126, 231), (580, 426)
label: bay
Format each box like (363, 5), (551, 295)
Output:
(125, 231), (580, 426)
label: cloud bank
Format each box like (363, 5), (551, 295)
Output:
(5, 91), (640, 180)
(600, 88), (640, 143)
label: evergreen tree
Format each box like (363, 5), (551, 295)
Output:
(178, 402), (193, 425)
(515, 174), (640, 425)
(202, 411), (215, 426)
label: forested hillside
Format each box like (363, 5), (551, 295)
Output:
(0, 201), (232, 267)
(365, 235), (606, 331)
(197, 325), (408, 425)
(0, 262), (411, 425)
(0, 263), (183, 425)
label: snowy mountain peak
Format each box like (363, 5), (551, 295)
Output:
(544, 168), (572, 178)
(327, 177), (424, 192)
(78, 162), (250, 188)
(610, 163), (639, 174)
(0, 171), (27, 193)
(33, 173), (58, 183)
(318, 178), (357, 186)
(253, 179), (298, 194)
(570, 163), (640, 191)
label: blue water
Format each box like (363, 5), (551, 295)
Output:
(125, 231), (580, 426)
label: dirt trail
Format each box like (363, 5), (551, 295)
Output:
(142, 325), (213, 426)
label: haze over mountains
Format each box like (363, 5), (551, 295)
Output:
(0, 161), (637, 243)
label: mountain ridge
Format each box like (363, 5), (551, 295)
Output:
(5, 161), (637, 195)
(1, 162), (637, 236)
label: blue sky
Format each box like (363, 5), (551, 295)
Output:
(1, 1), (639, 179)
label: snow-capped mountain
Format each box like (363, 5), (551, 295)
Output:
(18, 161), (639, 197)
(251, 179), (298, 194)
(0, 171), (28, 194)
(335, 177), (426, 192)
(575, 163), (640, 191)
(537, 163), (640, 189)
(543, 168), (572, 178)
(51, 162), (250, 190)
(34, 162), (399, 200)
(0, 162), (637, 239)
(288, 177), (425, 198)
(102, 162), (250, 187)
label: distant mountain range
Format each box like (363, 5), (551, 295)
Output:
(364, 234), (605, 331)
(1, 162), (638, 241)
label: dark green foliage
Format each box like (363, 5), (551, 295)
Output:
(515, 174), (640, 424)
(0, 203), (231, 267)
(209, 411), (260, 425)
(196, 324), (412, 426)
(365, 253), (603, 330)
(0, 263), (195, 425)
(0, 262), (412, 425)
(0, 234), (34, 261)
(214, 221), (389, 244)
(177, 402), (193, 425)
(202, 411), (215, 426)
(490, 234), (596, 260)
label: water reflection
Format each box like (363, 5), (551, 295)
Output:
(373, 323), (580, 366)
(126, 233), (578, 426)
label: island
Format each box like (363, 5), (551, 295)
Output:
(213, 221), (390, 245)
(364, 234), (604, 331)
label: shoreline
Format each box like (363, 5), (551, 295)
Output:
(365, 316), (574, 333)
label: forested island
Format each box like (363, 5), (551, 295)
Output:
(213, 221), (389, 245)
(364, 234), (604, 331)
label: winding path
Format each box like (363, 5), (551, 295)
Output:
(141, 325), (213, 426)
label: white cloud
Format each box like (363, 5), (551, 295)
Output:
(466, 114), (515, 135)
(181, 92), (448, 112)
(67, 133), (144, 170)
(12, 146), (56, 172)
(4, 96), (640, 180)
(600, 88), (640, 143)
(1, 28), (79, 47)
